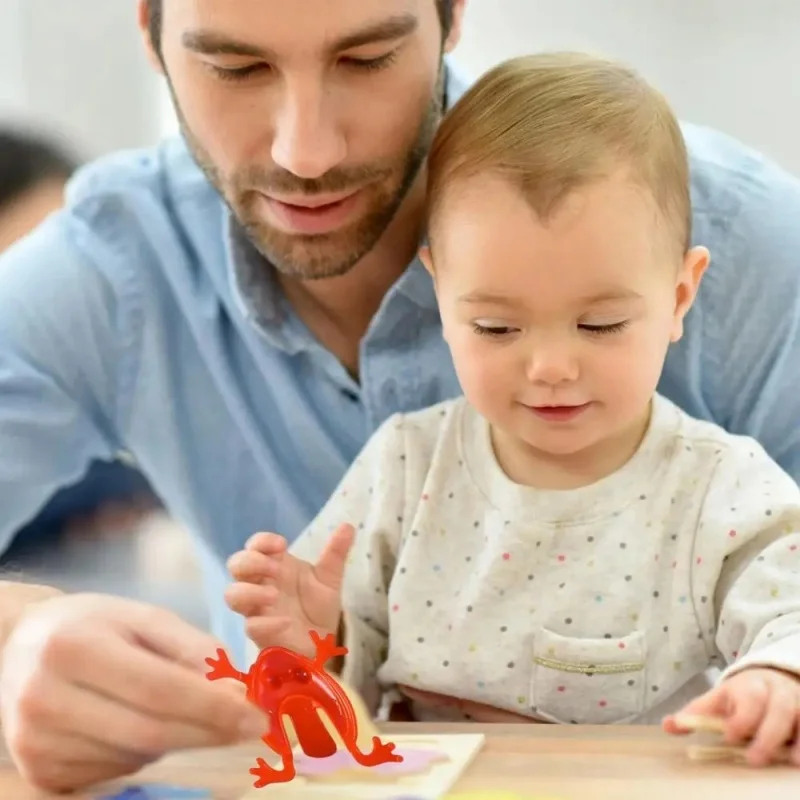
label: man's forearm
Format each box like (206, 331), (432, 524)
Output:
(0, 580), (63, 654)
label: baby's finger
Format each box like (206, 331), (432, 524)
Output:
(244, 532), (288, 556)
(224, 583), (279, 616)
(227, 550), (282, 583)
(725, 675), (769, 745)
(791, 718), (800, 766)
(244, 616), (292, 648)
(314, 524), (355, 591)
(748, 686), (798, 766)
(664, 687), (728, 735)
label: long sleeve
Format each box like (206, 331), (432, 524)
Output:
(689, 436), (800, 680)
(0, 209), (138, 550)
(699, 159), (800, 484)
(289, 414), (409, 714)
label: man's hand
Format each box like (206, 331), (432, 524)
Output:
(0, 593), (269, 792)
(664, 667), (800, 766)
(225, 523), (354, 655)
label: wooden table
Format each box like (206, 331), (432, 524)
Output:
(0, 723), (796, 799)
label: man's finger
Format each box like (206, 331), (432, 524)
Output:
(26, 677), (249, 758)
(14, 739), (149, 795)
(9, 712), (149, 768)
(314, 523), (355, 590)
(67, 628), (267, 739)
(124, 603), (240, 675)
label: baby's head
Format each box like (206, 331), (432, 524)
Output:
(422, 52), (709, 464)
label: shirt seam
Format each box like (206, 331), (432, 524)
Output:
(688, 454), (725, 663)
(398, 414), (410, 546)
(68, 207), (144, 450)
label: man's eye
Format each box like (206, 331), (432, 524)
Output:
(208, 63), (266, 82)
(340, 52), (398, 72)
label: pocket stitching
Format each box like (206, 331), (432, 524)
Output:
(531, 628), (647, 723)
(532, 654), (645, 675)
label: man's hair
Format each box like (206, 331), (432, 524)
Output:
(147, 0), (455, 57)
(0, 129), (77, 211)
(427, 52), (691, 256)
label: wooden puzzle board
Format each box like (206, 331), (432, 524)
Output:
(237, 732), (485, 799)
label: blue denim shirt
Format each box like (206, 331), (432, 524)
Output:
(1, 63), (800, 665)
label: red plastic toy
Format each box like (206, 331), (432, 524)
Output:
(205, 629), (402, 788)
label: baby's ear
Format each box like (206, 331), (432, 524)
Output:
(418, 245), (433, 275)
(671, 245), (710, 342)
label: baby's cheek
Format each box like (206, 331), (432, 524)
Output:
(594, 346), (659, 421)
(456, 353), (511, 417)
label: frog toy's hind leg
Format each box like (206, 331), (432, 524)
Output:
(251, 723), (298, 787)
(250, 751), (297, 788)
(345, 734), (403, 768)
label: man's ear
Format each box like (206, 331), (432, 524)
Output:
(444, 0), (468, 54)
(137, 0), (165, 74)
(419, 244), (434, 276)
(671, 245), (710, 342)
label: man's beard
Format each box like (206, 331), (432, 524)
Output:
(171, 67), (445, 280)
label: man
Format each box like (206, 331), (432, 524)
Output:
(0, 128), (157, 556)
(0, 0), (799, 792)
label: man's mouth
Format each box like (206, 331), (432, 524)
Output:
(258, 189), (363, 235)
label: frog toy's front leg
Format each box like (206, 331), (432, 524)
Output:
(205, 648), (248, 683)
(309, 629), (348, 667)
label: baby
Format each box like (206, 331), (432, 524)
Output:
(226, 53), (800, 766)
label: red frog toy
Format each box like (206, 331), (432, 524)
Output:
(205, 629), (401, 788)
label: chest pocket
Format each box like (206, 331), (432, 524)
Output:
(531, 627), (647, 724)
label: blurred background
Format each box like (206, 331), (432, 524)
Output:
(0, 0), (798, 633)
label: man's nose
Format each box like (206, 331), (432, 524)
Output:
(271, 79), (346, 179)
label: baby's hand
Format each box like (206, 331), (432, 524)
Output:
(224, 524), (354, 656)
(664, 667), (800, 766)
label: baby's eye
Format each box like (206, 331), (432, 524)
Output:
(579, 320), (630, 335)
(472, 322), (517, 338)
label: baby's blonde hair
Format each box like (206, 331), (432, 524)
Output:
(427, 52), (691, 257)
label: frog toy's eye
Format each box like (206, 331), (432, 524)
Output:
(268, 675), (283, 690)
(292, 667), (311, 684)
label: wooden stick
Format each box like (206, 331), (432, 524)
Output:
(672, 713), (726, 734)
(687, 743), (793, 764)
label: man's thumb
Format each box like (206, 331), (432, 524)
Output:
(314, 523), (355, 590)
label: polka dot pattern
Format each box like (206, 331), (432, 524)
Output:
(291, 395), (800, 729)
